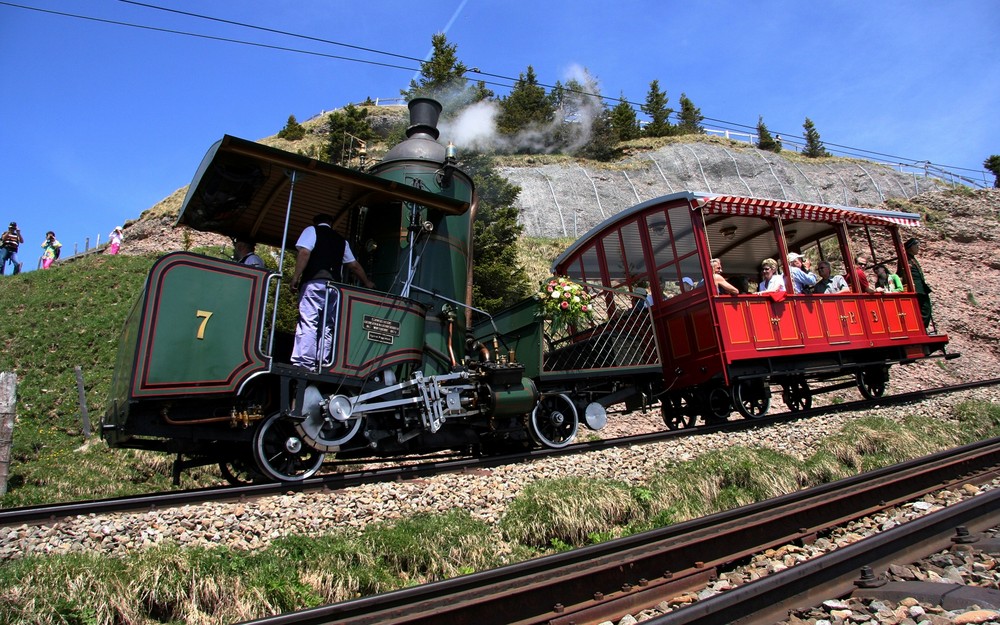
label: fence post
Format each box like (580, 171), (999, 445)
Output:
(74, 366), (91, 440)
(0, 372), (16, 497)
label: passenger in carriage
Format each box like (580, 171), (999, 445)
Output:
(853, 255), (875, 293)
(758, 258), (785, 292)
(786, 253), (818, 294)
(710, 258), (739, 295)
(814, 261), (850, 293)
(873, 263), (902, 293)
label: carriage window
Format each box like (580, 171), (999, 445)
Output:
(619, 220), (643, 285)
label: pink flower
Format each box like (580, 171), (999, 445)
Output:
(581, 305), (589, 312)
(560, 300), (569, 309)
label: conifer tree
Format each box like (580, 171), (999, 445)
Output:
(402, 33), (468, 100)
(496, 66), (555, 144)
(610, 93), (640, 141)
(756, 115), (780, 152)
(802, 117), (830, 158)
(984, 155), (1000, 188)
(641, 79), (673, 138)
(676, 93), (704, 134)
(460, 154), (532, 312)
(322, 104), (377, 166)
(277, 114), (306, 141)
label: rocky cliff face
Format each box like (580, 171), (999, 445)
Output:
(501, 139), (942, 238)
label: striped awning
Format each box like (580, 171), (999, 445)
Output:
(697, 195), (921, 227)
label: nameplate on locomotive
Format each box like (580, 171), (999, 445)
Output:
(363, 315), (400, 345)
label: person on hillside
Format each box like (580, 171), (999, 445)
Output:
(107, 226), (124, 255)
(899, 238), (933, 329)
(40, 231), (61, 269)
(873, 263), (902, 293)
(290, 214), (374, 370)
(1, 221), (24, 275)
(787, 253), (817, 294)
(234, 238), (265, 268)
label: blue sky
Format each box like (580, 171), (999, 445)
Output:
(1, 1), (997, 266)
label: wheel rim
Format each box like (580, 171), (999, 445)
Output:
(294, 394), (363, 453)
(732, 380), (770, 419)
(219, 456), (263, 486)
(662, 393), (697, 430)
(530, 393), (579, 448)
(253, 413), (325, 482)
(856, 369), (887, 399)
(705, 386), (732, 422)
(782, 381), (812, 412)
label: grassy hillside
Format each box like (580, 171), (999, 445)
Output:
(0, 253), (227, 507)
(0, 237), (568, 508)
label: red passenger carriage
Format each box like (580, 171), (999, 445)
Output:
(523, 191), (955, 427)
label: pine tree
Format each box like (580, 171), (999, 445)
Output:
(676, 93), (704, 135)
(549, 69), (607, 155)
(984, 155), (1000, 188)
(756, 115), (780, 152)
(641, 80), (673, 138)
(402, 33), (468, 100)
(496, 66), (555, 144)
(322, 104), (377, 166)
(610, 93), (640, 141)
(460, 154), (532, 312)
(802, 117), (830, 158)
(277, 114), (306, 141)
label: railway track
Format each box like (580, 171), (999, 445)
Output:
(233, 436), (1000, 625)
(2, 377), (998, 527)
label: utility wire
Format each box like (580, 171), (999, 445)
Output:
(2, 0), (987, 179)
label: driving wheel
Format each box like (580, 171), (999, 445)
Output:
(530, 393), (579, 448)
(219, 455), (264, 486)
(253, 412), (325, 482)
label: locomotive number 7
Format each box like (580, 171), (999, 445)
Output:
(195, 310), (214, 340)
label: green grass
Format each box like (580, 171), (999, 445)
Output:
(3, 241), (1000, 623)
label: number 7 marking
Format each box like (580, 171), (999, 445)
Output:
(196, 310), (213, 340)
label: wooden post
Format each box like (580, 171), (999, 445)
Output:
(74, 366), (91, 440)
(0, 372), (16, 497)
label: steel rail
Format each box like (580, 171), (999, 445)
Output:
(2, 377), (998, 527)
(232, 436), (1000, 625)
(645, 488), (1000, 625)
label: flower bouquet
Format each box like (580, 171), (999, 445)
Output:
(537, 277), (594, 336)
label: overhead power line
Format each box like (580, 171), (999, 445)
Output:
(1, 0), (988, 180)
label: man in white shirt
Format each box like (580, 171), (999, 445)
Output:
(290, 213), (374, 370)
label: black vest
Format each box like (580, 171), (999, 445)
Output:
(302, 225), (346, 282)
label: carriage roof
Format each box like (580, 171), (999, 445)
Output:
(552, 191), (922, 280)
(176, 135), (471, 249)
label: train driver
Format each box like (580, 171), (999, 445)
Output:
(290, 214), (375, 370)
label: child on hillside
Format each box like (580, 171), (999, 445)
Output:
(107, 226), (124, 255)
(40, 231), (61, 269)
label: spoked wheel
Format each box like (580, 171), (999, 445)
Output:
(219, 455), (264, 486)
(662, 392), (697, 430)
(704, 386), (733, 423)
(856, 367), (888, 400)
(530, 393), (579, 448)
(294, 393), (363, 452)
(253, 412), (325, 482)
(732, 379), (771, 419)
(781, 379), (812, 412)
